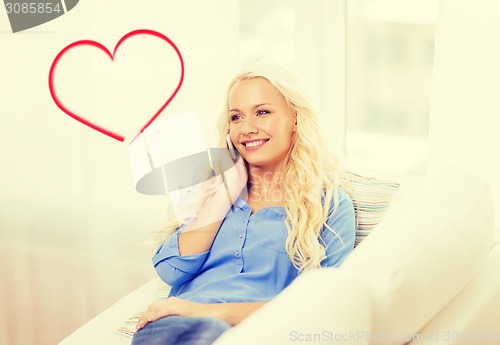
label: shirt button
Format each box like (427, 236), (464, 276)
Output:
(235, 251), (240, 256)
(243, 219), (248, 223)
(239, 234), (243, 239)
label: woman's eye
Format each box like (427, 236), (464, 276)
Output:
(256, 110), (270, 116)
(230, 114), (242, 122)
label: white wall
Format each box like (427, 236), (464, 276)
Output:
(428, 0), (500, 238)
(294, 0), (347, 155)
(0, 1), (239, 344)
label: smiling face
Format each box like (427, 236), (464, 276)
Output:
(228, 77), (297, 171)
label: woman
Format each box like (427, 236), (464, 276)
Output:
(132, 64), (356, 345)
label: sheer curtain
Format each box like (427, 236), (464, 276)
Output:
(428, 0), (500, 239)
(0, 1), (239, 344)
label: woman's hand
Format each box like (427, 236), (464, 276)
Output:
(136, 297), (219, 330)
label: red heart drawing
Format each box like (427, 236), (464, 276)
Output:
(48, 29), (184, 142)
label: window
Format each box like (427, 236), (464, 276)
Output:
(238, 0), (437, 175)
(346, 0), (438, 174)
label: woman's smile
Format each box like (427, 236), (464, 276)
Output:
(241, 138), (270, 150)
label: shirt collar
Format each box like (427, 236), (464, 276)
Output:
(233, 197), (286, 216)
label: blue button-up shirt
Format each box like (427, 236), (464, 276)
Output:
(152, 188), (355, 304)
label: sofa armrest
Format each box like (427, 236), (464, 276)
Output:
(58, 279), (158, 345)
(410, 242), (500, 344)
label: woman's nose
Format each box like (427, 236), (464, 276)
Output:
(241, 117), (258, 135)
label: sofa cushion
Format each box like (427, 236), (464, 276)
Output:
(346, 172), (400, 246)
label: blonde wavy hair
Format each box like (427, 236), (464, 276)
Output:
(156, 63), (351, 273)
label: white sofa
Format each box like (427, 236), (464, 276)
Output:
(59, 169), (500, 345)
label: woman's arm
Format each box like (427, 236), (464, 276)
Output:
(152, 157), (247, 286)
(135, 298), (268, 330)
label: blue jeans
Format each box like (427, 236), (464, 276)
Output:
(131, 316), (231, 345)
